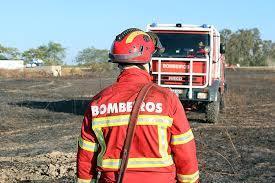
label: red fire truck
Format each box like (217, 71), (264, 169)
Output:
(147, 23), (226, 123)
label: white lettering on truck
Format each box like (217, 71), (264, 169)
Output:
(168, 76), (183, 81)
(162, 64), (190, 70)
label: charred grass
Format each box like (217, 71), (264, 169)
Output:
(0, 69), (274, 182)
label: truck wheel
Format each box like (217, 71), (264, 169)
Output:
(205, 92), (220, 123)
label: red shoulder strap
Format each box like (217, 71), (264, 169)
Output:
(117, 82), (154, 183)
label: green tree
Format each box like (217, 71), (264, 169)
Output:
(75, 47), (116, 72)
(271, 43), (275, 59)
(22, 42), (65, 65)
(220, 28), (273, 66)
(0, 44), (21, 59)
(0, 55), (7, 60)
(47, 42), (66, 65)
(265, 42), (275, 65)
(75, 47), (109, 65)
(220, 29), (232, 45)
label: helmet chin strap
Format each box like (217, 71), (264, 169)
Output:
(148, 62), (152, 75)
(118, 63), (147, 71)
(118, 63), (151, 74)
(141, 63), (151, 74)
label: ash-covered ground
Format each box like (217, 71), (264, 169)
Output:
(0, 69), (274, 183)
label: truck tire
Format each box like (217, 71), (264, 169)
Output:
(205, 92), (220, 123)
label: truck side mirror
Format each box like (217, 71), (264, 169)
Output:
(220, 43), (226, 54)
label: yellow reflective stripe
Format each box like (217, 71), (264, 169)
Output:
(126, 31), (148, 44)
(92, 128), (106, 167)
(177, 171), (199, 183)
(101, 155), (174, 169)
(78, 137), (98, 152)
(77, 178), (96, 183)
(92, 114), (173, 169)
(171, 129), (194, 145)
(92, 114), (173, 128)
(158, 126), (169, 157)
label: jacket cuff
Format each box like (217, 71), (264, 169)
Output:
(177, 170), (199, 182)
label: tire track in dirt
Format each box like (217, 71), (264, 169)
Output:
(27, 81), (55, 89)
(0, 135), (78, 152)
(50, 82), (72, 91)
(0, 122), (75, 136)
(194, 124), (275, 130)
(0, 151), (75, 162)
(1, 81), (72, 94)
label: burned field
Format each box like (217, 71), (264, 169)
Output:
(0, 69), (274, 183)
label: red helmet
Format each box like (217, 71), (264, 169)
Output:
(109, 28), (163, 64)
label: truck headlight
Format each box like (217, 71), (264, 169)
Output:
(197, 92), (208, 99)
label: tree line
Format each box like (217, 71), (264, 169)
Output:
(0, 41), (66, 65)
(220, 28), (275, 66)
(0, 28), (275, 67)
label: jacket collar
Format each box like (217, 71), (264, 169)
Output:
(117, 68), (151, 84)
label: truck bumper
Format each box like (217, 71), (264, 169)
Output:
(176, 80), (221, 102)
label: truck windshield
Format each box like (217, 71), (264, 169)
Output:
(153, 33), (210, 58)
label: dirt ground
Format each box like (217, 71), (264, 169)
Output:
(0, 69), (274, 183)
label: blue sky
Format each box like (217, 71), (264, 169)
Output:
(1, 0), (274, 64)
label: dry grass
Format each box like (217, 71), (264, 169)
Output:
(247, 75), (275, 82)
(237, 66), (275, 71)
(0, 67), (118, 79)
(225, 91), (246, 106)
(225, 91), (247, 114)
(0, 69), (52, 79)
(62, 66), (119, 78)
(62, 67), (84, 77)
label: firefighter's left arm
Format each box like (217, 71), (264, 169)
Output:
(77, 108), (98, 183)
(169, 94), (199, 183)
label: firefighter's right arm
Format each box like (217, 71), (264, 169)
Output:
(169, 94), (199, 183)
(77, 109), (98, 183)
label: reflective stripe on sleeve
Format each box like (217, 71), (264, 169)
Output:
(171, 129), (194, 145)
(78, 137), (98, 152)
(77, 178), (96, 183)
(177, 171), (199, 183)
(93, 128), (106, 167)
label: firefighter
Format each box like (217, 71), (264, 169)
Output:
(77, 28), (199, 183)
(197, 41), (209, 57)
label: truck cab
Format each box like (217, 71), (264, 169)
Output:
(147, 23), (226, 123)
